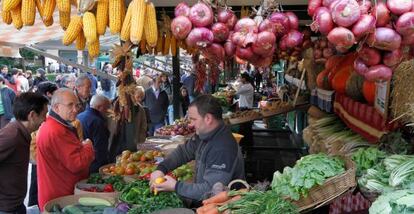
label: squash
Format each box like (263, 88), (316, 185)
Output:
(328, 53), (358, 86)
(316, 69), (332, 90)
(345, 72), (365, 101)
(363, 80), (376, 105)
(331, 65), (352, 94)
(325, 55), (343, 70)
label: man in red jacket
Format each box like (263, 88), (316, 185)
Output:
(36, 88), (95, 210)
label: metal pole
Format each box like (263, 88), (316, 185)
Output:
(172, 49), (181, 120)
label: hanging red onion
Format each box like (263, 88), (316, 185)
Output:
(311, 7), (334, 35)
(261, 46), (276, 57)
(285, 30), (304, 48)
(323, 48), (334, 57)
(352, 14), (376, 39)
(387, 0), (412, 15)
(285, 12), (299, 30)
(359, 46), (382, 66)
(367, 27), (402, 51)
(402, 33), (414, 45)
(224, 41), (236, 57)
(308, 0), (323, 16)
(383, 48), (403, 67)
(396, 12), (414, 36)
(320, 39), (327, 48)
(225, 14), (238, 30)
(323, 0), (337, 7)
(331, 0), (361, 27)
(364, 65), (393, 81)
(354, 57), (369, 75)
(203, 43), (225, 62)
(314, 49), (323, 59)
(251, 31), (276, 55)
(258, 19), (277, 34)
(236, 46), (254, 60)
(327, 27), (356, 51)
(185, 27), (214, 48)
(279, 35), (288, 51)
(269, 12), (290, 36)
(171, 16), (193, 40)
(358, 0), (371, 14)
(372, 2), (391, 27)
(217, 8), (234, 23)
(231, 32), (257, 47)
(234, 18), (258, 34)
(211, 23), (230, 43)
(175, 2), (190, 17)
(189, 2), (214, 27)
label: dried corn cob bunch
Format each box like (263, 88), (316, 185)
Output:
(130, 0), (146, 44)
(96, 0), (108, 35)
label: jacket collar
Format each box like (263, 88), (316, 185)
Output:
(48, 110), (78, 134)
(198, 121), (225, 141)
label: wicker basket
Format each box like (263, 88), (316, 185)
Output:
(228, 112), (261, 125)
(260, 105), (294, 118)
(291, 157), (357, 212)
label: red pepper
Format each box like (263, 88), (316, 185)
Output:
(103, 184), (114, 192)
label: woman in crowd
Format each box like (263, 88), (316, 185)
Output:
(180, 86), (190, 116)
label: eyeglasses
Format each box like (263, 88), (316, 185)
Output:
(58, 102), (82, 110)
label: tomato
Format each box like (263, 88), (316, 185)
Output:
(125, 167), (135, 175)
(103, 184), (114, 192)
(140, 156), (147, 162)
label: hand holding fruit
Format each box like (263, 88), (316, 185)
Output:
(150, 170), (165, 186)
(152, 175), (177, 193)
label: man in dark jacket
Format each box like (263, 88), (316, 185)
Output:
(0, 92), (48, 213)
(0, 76), (16, 128)
(77, 94), (111, 173)
(150, 95), (245, 207)
(144, 77), (169, 136)
(74, 74), (92, 113)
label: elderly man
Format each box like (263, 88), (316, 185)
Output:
(77, 94), (111, 173)
(0, 93), (48, 213)
(144, 76), (169, 136)
(75, 74), (92, 112)
(59, 74), (76, 90)
(36, 88), (95, 211)
(150, 95), (245, 207)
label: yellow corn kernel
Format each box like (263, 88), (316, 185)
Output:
(34, 0), (44, 18)
(42, 0), (56, 21)
(3, 0), (22, 12)
(56, 0), (70, 13)
(108, 0), (122, 34)
(88, 39), (100, 59)
(2, 11), (12, 25)
(62, 15), (83, 45)
(21, 0), (35, 25)
(59, 10), (70, 30)
(10, 4), (23, 29)
(144, 2), (157, 47)
(76, 32), (86, 50)
(119, 0), (132, 41)
(82, 12), (97, 43)
(43, 16), (53, 26)
(130, 0), (145, 44)
(96, 0), (108, 35)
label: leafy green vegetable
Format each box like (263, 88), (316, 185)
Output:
(271, 154), (345, 200)
(351, 147), (386, 176)
(389, 158), (414, 187)
(86, 174), (126, 192)
(379, 132), (412, 155)
(370, 190), (414, 214)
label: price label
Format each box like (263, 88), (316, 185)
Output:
(374, 80), (390, 118)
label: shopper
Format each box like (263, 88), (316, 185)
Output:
(144, 76), (169, 136)
(182, 71), (196, 102)
(150, 95), (245, 207)
(0, 76), (16, 128)
(236, 72), (254, 109)
(100, 64), (116, 100)
(0, 92), (48, 213)
(17, 71), (29, 93)
(33, 68), (48, 87)
(26, 70), (34, 89)
(160, 73), (173, 125)
(136, 69), (153, 90)
(36, 88), (95, 211)
(74, 74), (92, 112)
(86, 69), (98, 96)
(59, 74), (76, 90)
(77, 94), (111, 173)
(1, 65), (17, 93)
(180, 86), (190, 116)
(131, 86), (148, 145)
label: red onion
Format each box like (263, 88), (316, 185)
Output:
(236, 46), (254, 60)
(311, 7), (334, 35)
(354, 57), (369, 75)
(185, 27), (214, 48)
(358, 0), (371, 14)
(359, 46), (382, 66)
(327, 27), (356, 51)
(285, 12), (299, 30)
(387, 0), (412, 15)
(308, 0), (323, 16)
(189, 3), (214, 27)
(171, 16), (193, 40)
(225, 14), (238, 30)
(231, 32), (257, 47)
(261, 46), (276, 57)
(203, 43), (225, 62)
(367, 27), (402, 51)
(352, 14), (376, 39)
(372, 2), (391, 27)
(396, 12), (414, 36)
(285, 30), (304, 48)
(252, 31), (276, 56)
(323, 0), (338, 7)
(224, 41), (236, 57)
(211, 23), (230, 43)
(402, 33), (414, 45)
(175, 2), (190, 17)
(258, 19), (277, 34)
(383, 48), (403, 67)
(320, 39), (327, 48)
(217, 8), (234, 23)
(323, 48), (334, 57)
(279, 36), (288, 51)
(364, 65), (393, 81)
(331, 0), (361, 27)
(269, 12), (290, 36)
(314, 49), (323, 59)
(234, 18), (258, 34)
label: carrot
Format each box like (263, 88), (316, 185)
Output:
(203, 205), (220, 214)
(202, 191), (229, 205)
(197, 203), (219, 214)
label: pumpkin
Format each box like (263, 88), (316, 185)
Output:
(331, 64), (353, 94)
(363, 80), (376, 105)
(328, 53), (358, 86)
(345, 72), (365, 101)
(316, 69), (332, 90)
(325, 55), (343, 70)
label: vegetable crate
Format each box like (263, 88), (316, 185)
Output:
(43, 194), (116, 213)
(292, 157), (357, 212)
(310, 88), (335, 113)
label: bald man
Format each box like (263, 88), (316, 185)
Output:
(36, 88), (95, 211)
(77, 94), (111, 173)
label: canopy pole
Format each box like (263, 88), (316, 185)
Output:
(172, 49), (181, 120)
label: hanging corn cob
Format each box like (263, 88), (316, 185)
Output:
(88, 39), (100, 59)
(120, 0), (133, 41)
(42, 0), (56, 22)
(21, 0), (35, 26)
(2, 11), (13, 25)
(162, 32), (171, 55)
(96, 0), (108, 35)
(10, 4), (23, 29)
(109, 0), (123, 34)
(43, 16), (54, 26)
(56, 0), (70, 13)
(62, 15), (83, 45)
(34, 0), (43, 18)
(76, 32), (86, 50)
(144, 2), (157, 47)
(155, 32), (163, 55)
(130, 0), (145, 44)
(82, 12), (97, 44)
(59, 11), (70, 29)
(3, 0), (22, 12)
(171, 35), (177, 56)
(140, 36), (147, 54)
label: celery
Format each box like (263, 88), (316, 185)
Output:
(389, 159), (414, 187)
